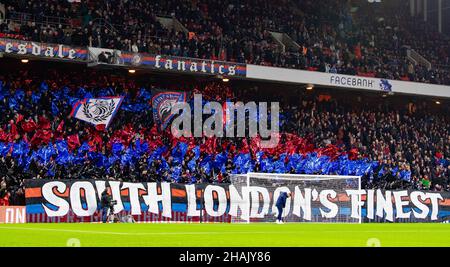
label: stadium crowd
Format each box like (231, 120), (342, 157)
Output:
(1, 0), (450, 85)
(0, 66), (448, 206)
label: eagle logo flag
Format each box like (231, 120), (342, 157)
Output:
(71, 96), (124, 128)
(151, 90), (188, 130)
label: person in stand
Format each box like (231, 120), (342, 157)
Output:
(275, 192), (292, 224)
(100, 187), (112, 223)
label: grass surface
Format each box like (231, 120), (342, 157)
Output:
(0, 223), (449, 247)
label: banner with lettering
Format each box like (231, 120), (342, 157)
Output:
(24, 179), (450, 223)
(0, 206), (26, 224)
(89, 47), (247, 77)
(0, 38), (88, 61)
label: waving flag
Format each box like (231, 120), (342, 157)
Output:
(151, 90), (188, 130)
(71, 96), (124, 128)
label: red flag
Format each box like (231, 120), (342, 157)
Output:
(250, 136), (260, 155)
(148, 138), (163, 152)
(56, 120), (64, 132)
(88, 129), (103, 152)
(95, 124), (106, 131)
(0, 129), (8, 142)
(9, 121), (18, 141)
(21, 120), (37, 133)
(187, 137), (196, 151)
(150, 125), (159, 136)
(54, 120), (65, 140)
(38, 116), (51, 130)
(240, 138), (250, 154)
(23, 134), (29, 144)
(348, 148), (359, 160)
(16, 114), (24, 124)
(0, 193), (10, 206)
(67, 134), (81, 150)
(318, 144), (341, 160)
(30, 129), (52, 146)
(200, 137), (217, 154)
(209, 137), (218, 154)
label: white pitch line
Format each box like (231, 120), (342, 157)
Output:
(0, 226), (296, 236)
(322, 230), (450, 233)
(0, 226), (449, 236)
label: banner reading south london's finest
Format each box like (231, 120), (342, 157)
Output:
(24, 180), (450, 223)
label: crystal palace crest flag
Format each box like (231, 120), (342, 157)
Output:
(71, 96), (124, 128)
(151, 90), (188, 130)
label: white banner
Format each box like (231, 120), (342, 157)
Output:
(25, 180), (448, 223)
(246, 64), (450, 98)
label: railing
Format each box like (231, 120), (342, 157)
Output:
(3, 11), (161, 49)
(407, 48), (432, 70)
(6, 11), (122, 36)
(6, 11), (74, 28)
(3, 9), (219, 54)
(90, 18), (117, 34)
(0, 3), (5, 21)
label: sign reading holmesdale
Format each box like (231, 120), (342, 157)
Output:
(24, 180), (449, 223)
(0, 38), (88, 61)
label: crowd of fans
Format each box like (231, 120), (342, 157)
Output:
(1, 0), (450, 85)
(0, 65), (448, 206)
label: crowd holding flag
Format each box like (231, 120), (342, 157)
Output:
(0, 79), (435, 185)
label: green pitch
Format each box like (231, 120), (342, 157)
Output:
(0, 223), (449, 247)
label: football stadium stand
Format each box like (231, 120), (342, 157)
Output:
(0, 0), (449, 84)
(0, 59), (448, 206)
(0, 0), (449, 209)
